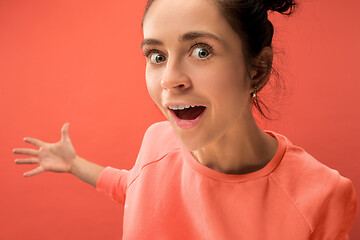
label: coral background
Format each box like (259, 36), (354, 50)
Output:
(0, 0), (359, 239)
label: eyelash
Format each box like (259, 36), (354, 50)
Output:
(143, 41), (214, 63)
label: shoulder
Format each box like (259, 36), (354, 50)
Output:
(132, 121), (182, 167)
(267, 131), (340, 186)
(143, 121), (177, 141)
(268, 131), (358, 233)
(143, 121), (181, 151)
(269, 131), (341, 185)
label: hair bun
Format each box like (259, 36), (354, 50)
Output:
(265, 0), (296, 15)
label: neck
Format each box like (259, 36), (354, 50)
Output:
(190, 110), (278, 175)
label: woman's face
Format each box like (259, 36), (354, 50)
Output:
(142, 0), (253, 151)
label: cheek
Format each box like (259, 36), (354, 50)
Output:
(146, 68), (162, 105)
(191, 62), (249, 104)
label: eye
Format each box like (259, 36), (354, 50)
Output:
(190, 43), (213, 59)
(146, 50), (166, 64)
(193, 48), (210, 59)
(151, 53), (166, 63)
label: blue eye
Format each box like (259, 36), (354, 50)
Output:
(150, 53), (166, 64)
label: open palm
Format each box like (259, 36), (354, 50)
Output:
(13, 123), (77, 177)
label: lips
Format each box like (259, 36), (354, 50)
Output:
(164, 102), (207, 129)
(167, 105), (207, 129)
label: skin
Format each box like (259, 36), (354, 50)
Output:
(13, 123), (104, 186)
(143, 0), (278, 174)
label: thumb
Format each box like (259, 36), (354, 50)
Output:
(61, 122), (70, 141)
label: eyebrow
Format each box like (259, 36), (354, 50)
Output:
(141, 31), (224, 49)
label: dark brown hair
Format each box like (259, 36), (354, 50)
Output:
(142, 0), (297, 120)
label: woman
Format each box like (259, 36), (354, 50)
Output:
(13, 0), (357, 239)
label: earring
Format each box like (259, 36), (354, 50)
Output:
(251, 86), (258, 98)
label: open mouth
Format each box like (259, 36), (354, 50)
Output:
(171, 106), (206, 120)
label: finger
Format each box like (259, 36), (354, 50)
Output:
(24, 137), (45, 147)
(61, 122), (70, 141)
(13, 148), (38, 156)
(24, 166), (44, 177)
(15, 158), (39, 164)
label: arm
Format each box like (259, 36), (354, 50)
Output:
(70, 156), (104, 187)
(13, 123), (104, 187)
(310, 176), (357, 239)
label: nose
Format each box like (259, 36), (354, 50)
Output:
(160, 59), (191, 91)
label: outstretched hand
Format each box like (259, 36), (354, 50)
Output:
(13, 123), (78, 177)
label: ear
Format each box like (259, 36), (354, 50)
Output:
(248, 46), (273, 93)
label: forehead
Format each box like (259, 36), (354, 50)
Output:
(142, 0), (234, 41)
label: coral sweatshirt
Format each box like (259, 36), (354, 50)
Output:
(96, 121), (357, 240)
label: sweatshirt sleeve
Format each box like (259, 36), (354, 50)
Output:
(311, 176), (358, 240)
(96, 166), (130, 205)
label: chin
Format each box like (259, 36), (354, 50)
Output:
(175, 131), (208, 152)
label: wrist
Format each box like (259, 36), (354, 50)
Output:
(70, 155), (82, 175)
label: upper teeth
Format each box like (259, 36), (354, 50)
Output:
(168, 105), (196, 110)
